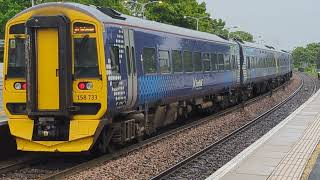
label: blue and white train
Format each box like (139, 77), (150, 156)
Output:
(3, 3), (292, 152)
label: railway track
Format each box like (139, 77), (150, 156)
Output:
(0, 74), (303, 180)
(150, 73), (317, 180)
(38, 76), (300, 180)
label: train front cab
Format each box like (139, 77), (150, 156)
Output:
(3, 6), (108, 152)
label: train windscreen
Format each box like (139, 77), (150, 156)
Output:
(74, 36), (99, 78)
(7, 38), (25, 78)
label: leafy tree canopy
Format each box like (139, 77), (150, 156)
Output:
(229, 31), (254, 42)
(292, 43), (320, 68)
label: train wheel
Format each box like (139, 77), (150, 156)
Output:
(91, 126), (115, 155)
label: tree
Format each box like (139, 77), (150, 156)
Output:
(145, 0), (228, 36)
(229, 31), (254, 42)
(0, 0), (30, 38)
(292, 43), (320, 68)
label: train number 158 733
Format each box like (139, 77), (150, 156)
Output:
(77, 94), (98, 101)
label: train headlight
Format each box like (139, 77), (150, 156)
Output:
(14, 82), (27, 90)
(86, 82), (93, 90)
(14, 82), (22, 90)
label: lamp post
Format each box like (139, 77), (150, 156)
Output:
(124, 0), (163, 19)
(31, 0), (35, 6)
(183, 15), (211, 31)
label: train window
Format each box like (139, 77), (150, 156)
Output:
(246, 57), (250, 69)
(211, 53), (218, 71)
(9, 23), (25, 34)
(183, 51), (193, 72)
(172, 50), (182, 73)
(224, 55), (231, 70)
(74, 37), (100, 78)
(110, 46), (120, 74)
(142, 48), (157, 74)
(159, 50), (170, 74)
(194, 52), (202, 72)
(7, 38), (25, 78)
(218, 54), (224, 70)
(231, 55), (236, 69)
(202, 53), (211, 72)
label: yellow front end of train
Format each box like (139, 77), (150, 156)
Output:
(3, 4), (108, 152)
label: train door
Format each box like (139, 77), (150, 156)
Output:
(26, 16), (72, 118)
(37, 29), (60, 110)
(123, 29), (137, 108)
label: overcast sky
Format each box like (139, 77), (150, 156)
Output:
(197, 0), (320, 50)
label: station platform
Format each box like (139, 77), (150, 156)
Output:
(207, 89), (320, 180)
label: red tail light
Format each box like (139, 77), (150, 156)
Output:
(22, 83), (27, 90)
(78, 82), (86, 90)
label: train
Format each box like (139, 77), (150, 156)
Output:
(3, 3), (292, 153)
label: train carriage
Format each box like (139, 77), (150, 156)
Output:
(3, 2), (292, 153)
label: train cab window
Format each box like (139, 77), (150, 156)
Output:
(9, 23), (25, 34)
(7, 38), (26, 78)
(110, 46), (120, 74)
(142, 48), (157, 74)
(224, 55), (231, 70)
(217, 54), (224, 70)
(202, 53), (211, 72)
(183, 51), (193, 72)
(172, 50), (182, 73)
(211, 53), (218, 71)
(74, 37), (100, 78)
(194, 52), (202, 72)
(159, 50), (170, 74)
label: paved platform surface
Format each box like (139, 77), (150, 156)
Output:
(207, 89), (320, 180)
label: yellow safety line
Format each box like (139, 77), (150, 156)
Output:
(301, 143), (320, 180)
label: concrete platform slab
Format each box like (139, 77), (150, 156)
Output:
(206, 89), (320, 180)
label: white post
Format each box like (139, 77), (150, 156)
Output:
(31, 0), (35, 6)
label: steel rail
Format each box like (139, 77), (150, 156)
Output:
(41, 75), (300, 180)
(150, 73), (310, 180)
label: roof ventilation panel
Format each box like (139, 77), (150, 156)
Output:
(96, 7), (126, 20)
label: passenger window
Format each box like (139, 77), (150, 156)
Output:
(224, 54), (231, 70)
(184, 51), (193, 72)
(142, 48), (157, 74)
(247, 56), (250, 69)
(202, 53), (211, 72)
(110, 46), (120, 74)
(7, 38), (26, 78)
(231, 55), (236, 69)
(218, 54), (224, 70)
(159, 50), (170, 74)
(74, 37), (100, 78)
(172, 50), (182, 73)
(194, 52), (202, 72)
(211, 53), (218, 71)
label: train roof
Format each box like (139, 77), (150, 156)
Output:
(243, 41), (285, 54)
(13, 2), (290, 55)
(14, 2), (235, 45)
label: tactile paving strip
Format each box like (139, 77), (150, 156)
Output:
(268, 114), (320, 180)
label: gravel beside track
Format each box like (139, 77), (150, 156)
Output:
(67, 73), (305, 180)
(155, 73), (318, 180)
(0, 154), (93, 180)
